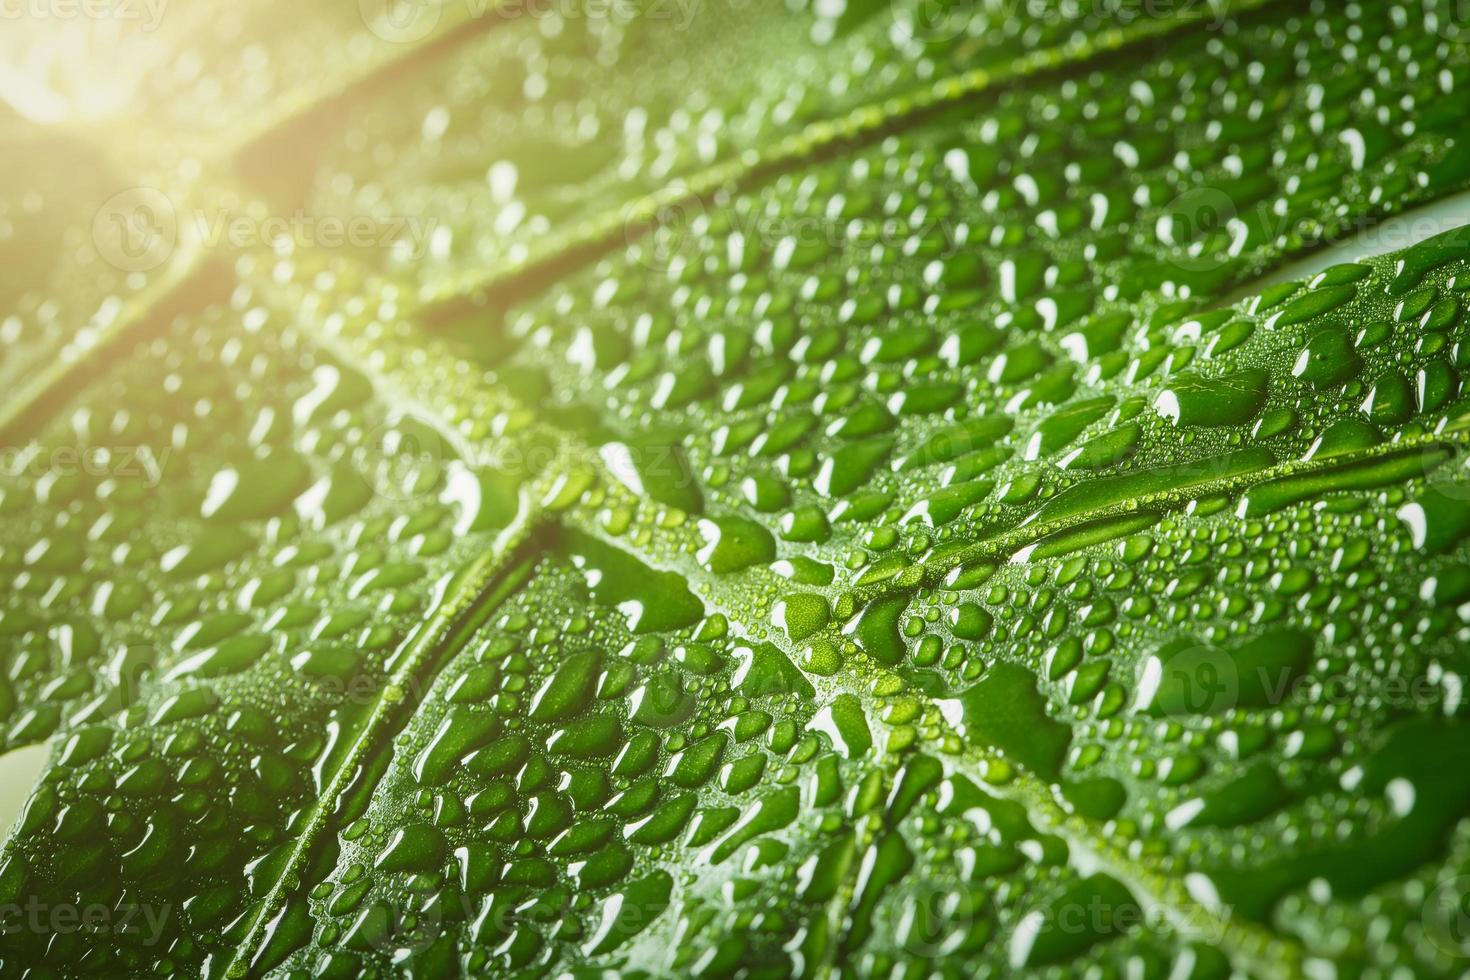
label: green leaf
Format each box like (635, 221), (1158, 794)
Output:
(5, 2), (1470, 978)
